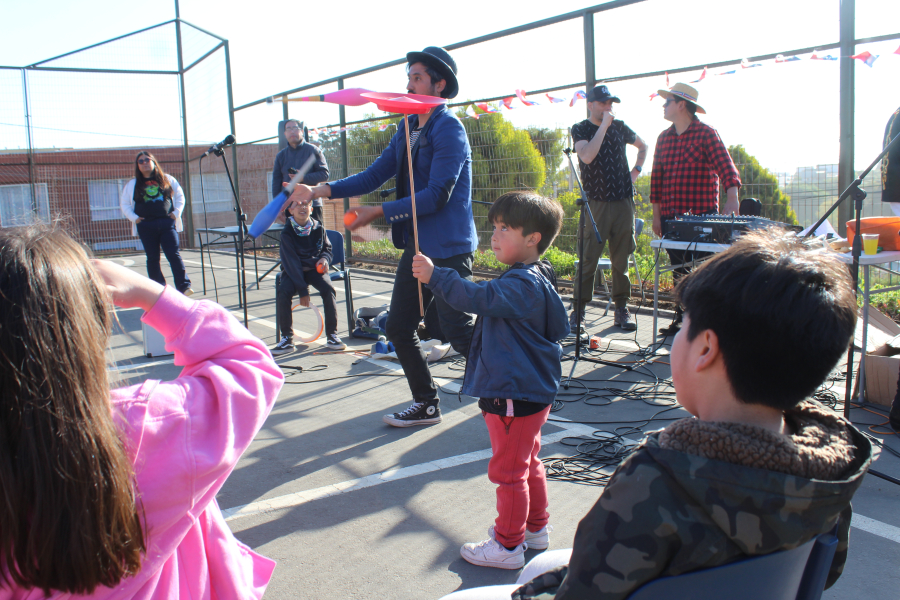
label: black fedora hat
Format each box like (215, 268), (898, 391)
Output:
(406, 46), (459, 99)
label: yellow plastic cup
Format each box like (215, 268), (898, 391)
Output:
(862, 233), (879, 255)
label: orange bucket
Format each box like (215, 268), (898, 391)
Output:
(846, 217), (900, 251)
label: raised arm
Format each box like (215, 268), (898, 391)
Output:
(575, 111), (614, 165)
(427, 265), (536, 319)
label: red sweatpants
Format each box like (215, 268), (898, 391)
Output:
(484, 406), (551, 548)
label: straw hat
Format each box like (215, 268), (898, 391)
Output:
(657, 83), (706, 114)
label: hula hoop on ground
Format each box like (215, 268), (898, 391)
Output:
(291, 302), (324, 343)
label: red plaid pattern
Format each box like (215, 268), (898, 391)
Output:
(649, 119), (741, 219)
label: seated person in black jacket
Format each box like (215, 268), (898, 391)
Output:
(271, 195), (345, 355)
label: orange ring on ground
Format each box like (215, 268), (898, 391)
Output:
(290, 302), (324, 343)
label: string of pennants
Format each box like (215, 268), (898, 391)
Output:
(310, 44), (899, 138)
(648, 45), (899, 99)
(309, 88), (588, 137)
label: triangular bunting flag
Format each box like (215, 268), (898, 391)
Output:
(852, 51), (879, 67)
(570, 90), (586, 107)
(515, 89), (539, 106)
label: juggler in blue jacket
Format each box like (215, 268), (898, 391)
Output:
(328, 104), (478, 259)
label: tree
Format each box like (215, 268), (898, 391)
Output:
(726, 145), (798, 225)
(460, 111), (547, 245)
(526, 126), (567, 198)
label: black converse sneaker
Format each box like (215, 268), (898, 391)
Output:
(383, 400), (442, 427)
(270, 336), (295, 356)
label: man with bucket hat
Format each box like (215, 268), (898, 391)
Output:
(294, 46), (477, 428)
(650, 83), (741, 335)
(570, 85), (649, 332)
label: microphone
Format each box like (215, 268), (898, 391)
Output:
(202, 134), (236, 158)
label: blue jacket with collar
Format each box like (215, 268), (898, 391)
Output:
(328, 104), (477, 259)
(427, 261), (570, 405)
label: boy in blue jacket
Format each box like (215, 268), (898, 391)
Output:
(412, 192), (570, 570)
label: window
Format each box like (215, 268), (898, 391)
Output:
(191, 173), (235, 214)
(0, 184), (49, 227)
(87, 179), (128, 221)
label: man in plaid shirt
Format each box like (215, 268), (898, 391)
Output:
(650, 83), (741, 334)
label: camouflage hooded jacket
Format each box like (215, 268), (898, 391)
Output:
(513, 400), (873, 600)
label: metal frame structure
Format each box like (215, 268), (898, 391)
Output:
(0, 9), (235, 246)
(233, 0), (897, 245)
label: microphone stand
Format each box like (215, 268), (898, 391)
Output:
(214, 146), (249, 327)
(804, 132), (900, 488)
(561, 148), (633, 389)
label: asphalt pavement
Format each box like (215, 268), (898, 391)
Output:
(107, 249), (900, 600)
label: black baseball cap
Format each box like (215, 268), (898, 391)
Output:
(587, 85), (621, 103)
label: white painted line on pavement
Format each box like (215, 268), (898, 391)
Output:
(852, 514), (900, 544)
(182, 258), (394, 303)
(361, 356), (462, 394)
(223, 420), (599, 522)
(111, 357), (175, 372)
(229, 310), (327, 349)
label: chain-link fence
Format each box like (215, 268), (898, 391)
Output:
(3, 2), (898, 290)
(0, 19), (231, 253)
(229, 0), (899, 289)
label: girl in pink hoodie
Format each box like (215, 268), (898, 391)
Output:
(0, 224), (284, 599)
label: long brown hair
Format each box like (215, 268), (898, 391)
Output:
(134, 151), (172, 198)
(0, 223), (145, 594)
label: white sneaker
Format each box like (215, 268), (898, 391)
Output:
(460, 537), (525, 570)
(488, 524), (552, 551)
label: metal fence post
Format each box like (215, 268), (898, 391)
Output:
(175, 13), (196, 246)
(21, 68), (37, 217)
(338, 78), (351, 259)
(838, 0), (855, 236)
(224, 40), (240, 214)
(583, 11), (595, 117)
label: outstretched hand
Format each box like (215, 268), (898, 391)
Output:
(411, 253), (434, 285)
(91, 259), (165, 312)
(290, 183), (315, 206)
